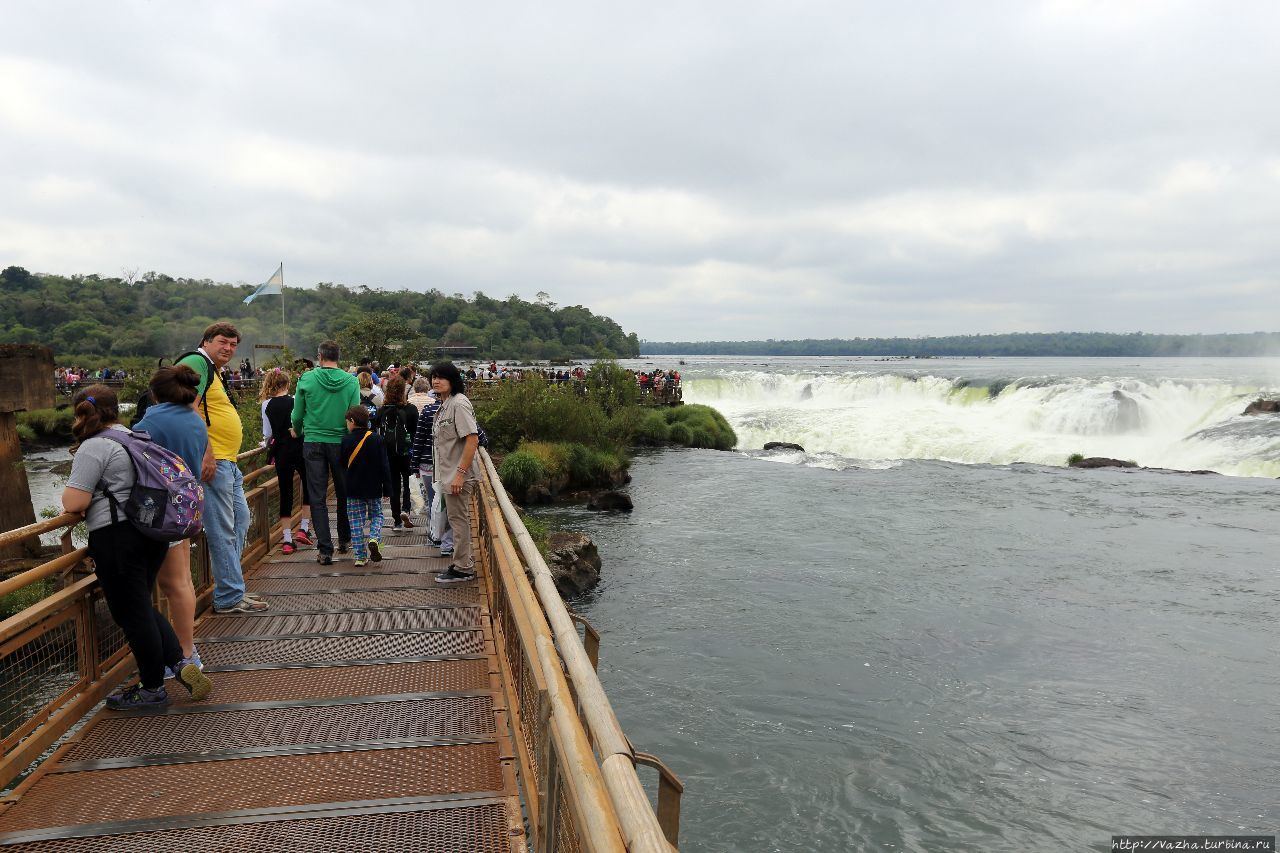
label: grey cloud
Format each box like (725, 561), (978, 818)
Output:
(2, 1), (1279, 341)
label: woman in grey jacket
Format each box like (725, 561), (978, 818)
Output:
(428, 362), (480, 584)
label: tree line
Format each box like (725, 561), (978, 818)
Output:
(640, 331), (1280, 358)
(0, 266), (640, 362)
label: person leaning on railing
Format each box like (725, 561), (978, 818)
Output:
(132, 365), (209, 676)
(60, 384), (214, 710)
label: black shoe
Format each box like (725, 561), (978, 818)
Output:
(317, 553), (334, 566)
(369, 540), (382, 562)
(337, 542), (350, 554)
(435, 565), (476, 584)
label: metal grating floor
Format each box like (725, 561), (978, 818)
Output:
(0, 504), (522, 851)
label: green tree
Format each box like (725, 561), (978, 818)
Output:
(335, 312), (419, 365)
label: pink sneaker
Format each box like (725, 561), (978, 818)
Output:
(294, 530), (312, 547)
(281, 542), (295, 555)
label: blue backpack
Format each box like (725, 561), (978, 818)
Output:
(97, 429), (205, 542)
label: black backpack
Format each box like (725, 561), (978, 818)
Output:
(378, 404), (411, 455)
(132, 351), (223, 427)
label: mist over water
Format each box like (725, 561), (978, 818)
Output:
(653, 357), (1280, 478)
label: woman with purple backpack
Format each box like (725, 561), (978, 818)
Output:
(61, 384), (213, 709)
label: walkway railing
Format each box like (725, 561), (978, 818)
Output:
(0, 446), (286, 788)
(477, 448), (682, 850)
(0, 444), (680, 850)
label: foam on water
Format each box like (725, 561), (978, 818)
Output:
(684, 368), (1280, 477)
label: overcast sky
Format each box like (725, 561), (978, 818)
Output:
(2, 1), (1278, 341)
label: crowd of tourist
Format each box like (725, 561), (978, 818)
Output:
(61, 323), (489, 709)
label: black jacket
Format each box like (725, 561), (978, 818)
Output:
(339, 429), (392, 499)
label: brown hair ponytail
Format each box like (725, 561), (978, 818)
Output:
(71, 384), (120, 446)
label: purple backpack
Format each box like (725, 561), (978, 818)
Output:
(97, 429), (204, 542)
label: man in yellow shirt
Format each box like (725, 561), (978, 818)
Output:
(178, 323), (268, 613)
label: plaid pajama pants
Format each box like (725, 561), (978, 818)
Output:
(345, 497), (384, 562)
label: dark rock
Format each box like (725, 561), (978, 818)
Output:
(1243, 399), (1280, 415)
(523, 483), (553, 504)
(587, 490), (633, 512)
(1070, 457), (1139, 469)
(544, 532), (602, 597)
(763, 441), (805, 452)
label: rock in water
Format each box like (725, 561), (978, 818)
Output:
(1242, 399), (1280, 415)
(545, 532), (602, 597)
(1070, 457), (1139, 469)
(587, 490), (633, 512)
(763, 441), (805, 452)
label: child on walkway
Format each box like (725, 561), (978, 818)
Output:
(340, 405), (392, 567)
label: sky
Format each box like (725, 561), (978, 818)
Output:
(2, 1), (1278, 342)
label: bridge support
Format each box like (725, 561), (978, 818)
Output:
(0, 345), (55, 560)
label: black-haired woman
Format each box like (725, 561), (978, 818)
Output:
(428, 362), (480, 584)
(61, 385), (213, 709)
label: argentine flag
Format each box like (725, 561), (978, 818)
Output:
(243, 264), (284, 304)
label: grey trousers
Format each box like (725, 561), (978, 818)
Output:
(442, 479), (477, 570)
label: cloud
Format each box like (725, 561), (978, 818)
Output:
(1, 0), (1278, 341)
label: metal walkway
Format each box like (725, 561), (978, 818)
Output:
(0, 511), (526, 851)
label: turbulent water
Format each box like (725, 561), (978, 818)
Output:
(537, 357), (1279, 852)
(659, 356), (1280, 478)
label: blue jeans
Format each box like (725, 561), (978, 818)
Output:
(205, 460), (250, 609)
(305, 442), (349, 557)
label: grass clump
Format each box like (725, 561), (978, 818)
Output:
(632, 410), (671, 445)
(16, 408), (75, 443)
(0, 578), (58, 620)
(1067, 453), (1084, 467)
(519, 510), (551, 557)
(498, 450), (548, 496)
(664, 404), (737, 450)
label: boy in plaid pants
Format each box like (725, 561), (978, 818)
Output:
(339, 406), (392, 566)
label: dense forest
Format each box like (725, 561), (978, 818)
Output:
(641, 332), (1280, 358)
(0, 266), (639, 362)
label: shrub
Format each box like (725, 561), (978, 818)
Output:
(16, 424), (36, 444)
(498, 450), (547, 496)
(1067, 453), (1084, 467)
(667, 422), (692, 445)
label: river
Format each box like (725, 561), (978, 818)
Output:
(530, 356), (1279, 851)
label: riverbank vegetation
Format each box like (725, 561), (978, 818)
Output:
(0, 266), (639, 361)
(473, 362), (736, 499)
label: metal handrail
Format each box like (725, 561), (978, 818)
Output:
(0, 445), (287, 790)
(479, 448), (679, 851)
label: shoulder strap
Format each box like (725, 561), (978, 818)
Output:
(177, 350), (218, 425)
(348, 431), (371, 467)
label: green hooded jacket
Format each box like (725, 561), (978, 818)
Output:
(291, 367), (360, 444)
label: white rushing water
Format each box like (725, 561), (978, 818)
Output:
(651, 356), (1280, 477)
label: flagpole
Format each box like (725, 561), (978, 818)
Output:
(279, 262), (287, 353)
